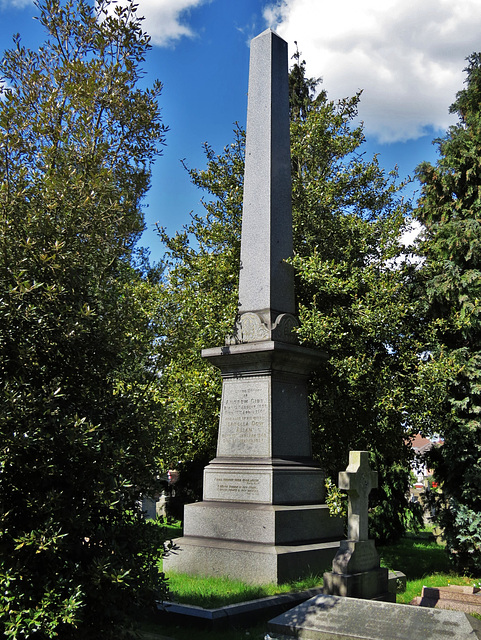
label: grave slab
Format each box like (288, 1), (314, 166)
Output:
(267, 593), (481, 640)
(411, 585), (481, 616)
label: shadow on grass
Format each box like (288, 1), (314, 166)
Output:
(379, 533), (450, 580)
(141, 618), (268, 640)
(156, 521), (182, 543)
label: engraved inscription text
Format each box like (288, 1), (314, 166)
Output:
(217, 378), (270, 456)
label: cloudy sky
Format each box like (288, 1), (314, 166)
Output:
(1, 0), (479, 261)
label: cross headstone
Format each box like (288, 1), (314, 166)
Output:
(323, 451), (390, 600)
(339, 450), (378, 542)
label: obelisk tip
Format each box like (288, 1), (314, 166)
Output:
(252, 28), (286, 44)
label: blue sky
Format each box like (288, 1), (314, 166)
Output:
(1, 0), (480, 263)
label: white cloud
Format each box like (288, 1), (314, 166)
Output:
(113, 0), (209, 47)
(264, 0), (481, 143)
(1, 0), (208, 45)
(0, 0), (32, 7)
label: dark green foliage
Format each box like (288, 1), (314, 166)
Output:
(415, 53), (481, 573)
(0, 0), (168, 637)
(289, 57), (422, 543)
(157, 57), (423, 542)
(369, 462), (423, 544)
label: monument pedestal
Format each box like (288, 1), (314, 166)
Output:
(164, 342), (344, 584)
(165, 535), (341, 585)
(323, 540), (392, 601)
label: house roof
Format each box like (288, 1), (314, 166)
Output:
(410, 433), (433, 456)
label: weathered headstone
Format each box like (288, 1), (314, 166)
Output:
(323, 451), (392, 601)
(267, 593), (481, 640)
(163, 29), (343, 584)
(141, 490), (168, 520)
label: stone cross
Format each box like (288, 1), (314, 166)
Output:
(339, 451), (377, 542)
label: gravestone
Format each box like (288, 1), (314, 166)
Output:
(141, 491), (168, 520)
(412, 585), (481, 616)
(267, 593), (481, 640)
(323, 451), (392, 601)
(163, 28), (343, 584)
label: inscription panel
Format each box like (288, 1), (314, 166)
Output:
(217, 377), (271, 457)
(204, 469), (272, 503)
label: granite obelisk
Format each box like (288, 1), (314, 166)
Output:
(164, 29), (343, 584)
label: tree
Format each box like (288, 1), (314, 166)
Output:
(0, 1), (168, 637)
(289, 56), (423, 541)
(157, 56), (424, 541)
(415, 52), (481, 572)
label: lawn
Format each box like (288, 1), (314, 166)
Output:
(143, 523), (480, 640)
(378, 531), (478, 605)
(164, 571), (323, 608)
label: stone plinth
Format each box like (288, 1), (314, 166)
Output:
(324, 539), (390, 600)
(202, 341), (326, 470)
(323, 565), (390, 601)
(164, 341), (344, 583)
(182, 503), (342, 545)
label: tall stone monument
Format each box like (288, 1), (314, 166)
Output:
(164, 29), (343, 584)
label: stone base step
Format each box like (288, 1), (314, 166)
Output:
(163, 535), (340, 585)
(323, 567), (392, 601)
(182, 500), (344, 545)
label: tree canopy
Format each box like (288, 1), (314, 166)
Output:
(0, 1), (168, 637)
(415, 52), (481, 572)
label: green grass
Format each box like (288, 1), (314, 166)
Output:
(144, 527), (481, 639)
(378, 531), (478, 605)
(164, 572), (323, 608)
(155, 519), (182, 542)
(378, 532), (450, 580)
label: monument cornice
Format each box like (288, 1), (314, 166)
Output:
(201, 340), (327, 376)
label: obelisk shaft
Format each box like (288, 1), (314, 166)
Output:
(238, 29), (295, 318)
